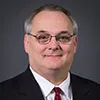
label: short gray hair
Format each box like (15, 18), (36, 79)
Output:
(24, 4), (78, 34)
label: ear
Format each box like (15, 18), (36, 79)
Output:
(24, 34), (29, 53)
(73, 35), (78, 53)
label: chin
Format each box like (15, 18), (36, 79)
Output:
(43, 61), (63, 69)
(44, 56), (62, 63)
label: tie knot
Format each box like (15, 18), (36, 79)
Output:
(53, 87), (61, 94)
(53, 87), (62, 100)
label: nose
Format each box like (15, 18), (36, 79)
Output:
(48, 37), (61, 51)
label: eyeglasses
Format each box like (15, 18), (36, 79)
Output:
(27, 32), (76, 44)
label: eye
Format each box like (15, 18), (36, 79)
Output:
(60, 36), (69, 39)
(57, 35), (71, 42)
(37, 34), (50, 42)
(38, 35), (47, 39)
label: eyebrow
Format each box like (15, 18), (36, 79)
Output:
(37, 30), (48, 33)
(58, 31), (69, 35)
(37, 30), (69, 34)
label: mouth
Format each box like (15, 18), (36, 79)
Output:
(44, 54), (63, 57)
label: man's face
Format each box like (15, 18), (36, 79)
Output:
(24, 11), (78, 74)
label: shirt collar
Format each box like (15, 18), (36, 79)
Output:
(30, 66), (71, 98)
(58, 72), (72, 99)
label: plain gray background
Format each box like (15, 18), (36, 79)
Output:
(0, 0), (100, 83)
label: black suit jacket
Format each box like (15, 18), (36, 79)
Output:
(0, 67), (100, 100)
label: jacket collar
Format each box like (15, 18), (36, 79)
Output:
(70, 73), (91, 100)
(16, 67), (44, 100)
(15, 67), (91, 100)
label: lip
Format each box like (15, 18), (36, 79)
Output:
(44, 55), (62, 57)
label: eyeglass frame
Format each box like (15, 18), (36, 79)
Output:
(27, 31), (76, 45)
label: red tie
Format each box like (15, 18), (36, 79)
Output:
(53, 87), (62, 100)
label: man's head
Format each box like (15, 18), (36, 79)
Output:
(24, 4), (78, 76)
(24, 4), (78, 34)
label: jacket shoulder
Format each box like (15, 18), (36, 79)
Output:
(71, 73), (100, 99)
(71, 73), (100, 85)
(0, 72), (24, 93)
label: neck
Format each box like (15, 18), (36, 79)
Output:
(45, 73), (68, 85)
(31, 66), (69, 85)
(44, 70), (69, 85)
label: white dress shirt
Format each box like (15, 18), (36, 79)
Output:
(30, 66), (73, 100)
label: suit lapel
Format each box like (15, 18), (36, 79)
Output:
(70, 74), (91, 100)
(13, 67), (92, 100)
(15, 67), (45, 100)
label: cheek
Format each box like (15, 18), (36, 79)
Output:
(63, 44), (75, 58)
(29, 42), (46, 56)
(28, 43), (44, 64)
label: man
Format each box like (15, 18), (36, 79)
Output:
(0, 4), (100, 100)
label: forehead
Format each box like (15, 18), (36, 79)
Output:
(31, 10), (73, 33)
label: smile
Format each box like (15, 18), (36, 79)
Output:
(44, 55), (62, 57)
